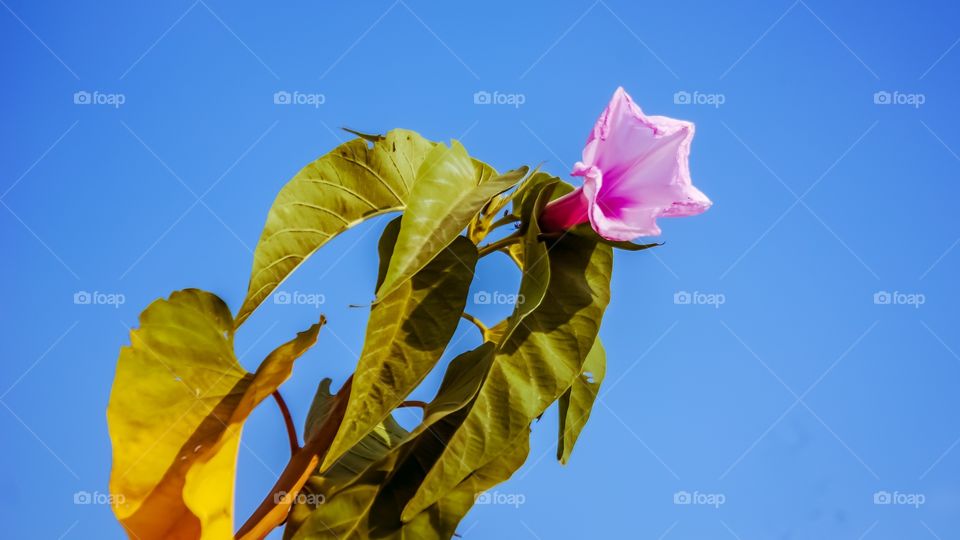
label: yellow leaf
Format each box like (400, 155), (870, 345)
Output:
(107, 289), (323, 539)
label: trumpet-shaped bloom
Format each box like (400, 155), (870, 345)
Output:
(540, 87), (711, 240)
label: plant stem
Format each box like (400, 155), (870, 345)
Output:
(236, 376), (353, 540)
(460, 312), (489, 340)
(489, 214), (519, 230)
(477, 232), (523, 258)
(272, 391), (299, 456)
(398, 400), (428, 410)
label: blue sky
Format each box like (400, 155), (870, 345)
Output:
(2, 1), (960, 538)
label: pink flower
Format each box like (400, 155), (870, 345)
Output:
(540, 87), (711, 240)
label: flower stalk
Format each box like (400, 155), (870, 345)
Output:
(272, 391), (299, 455)
(477, 232), (523, 257)
(236, 377), (353, 540)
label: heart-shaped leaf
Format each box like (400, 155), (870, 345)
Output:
(237, 129), (432, 326)
(107, 289), (322, 539)
(238, 130), (505, 326)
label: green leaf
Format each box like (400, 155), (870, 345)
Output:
(402, 231), (614, 519)
(284, 378), (410, 539)
(287, 344), (528, 540)
(317, 437), (529, 540)
(497, 176), (555, 344)
(237, 130), (503, 326)
(510, 169), (557, 208)
(107, 289), (322, 540)
(322, 217), (478, 471)
(237, 129), (433, 326)
(557, 338), (606, 464)
(376, 140), (528, 300)
(305, 379), (409, 480)
(414, 343), (495, 431)
(367, 432), (530, 540)
(405, 433), (529, 536)
(502, 170), (566, 269)
(565, 223), (662, 251)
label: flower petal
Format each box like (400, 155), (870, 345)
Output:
(581, 88), (690, 187)
(539, 186), (590, 232)
(540, 87), (711, 241)
(580, 166), (662, 241)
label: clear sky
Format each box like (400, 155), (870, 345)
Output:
(3, 1), (960, 538)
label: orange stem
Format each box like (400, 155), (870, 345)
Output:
(236, 377), (353, 540)
(272, 391), (299, 455)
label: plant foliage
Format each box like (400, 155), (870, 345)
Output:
(107, 129), (657, 539)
